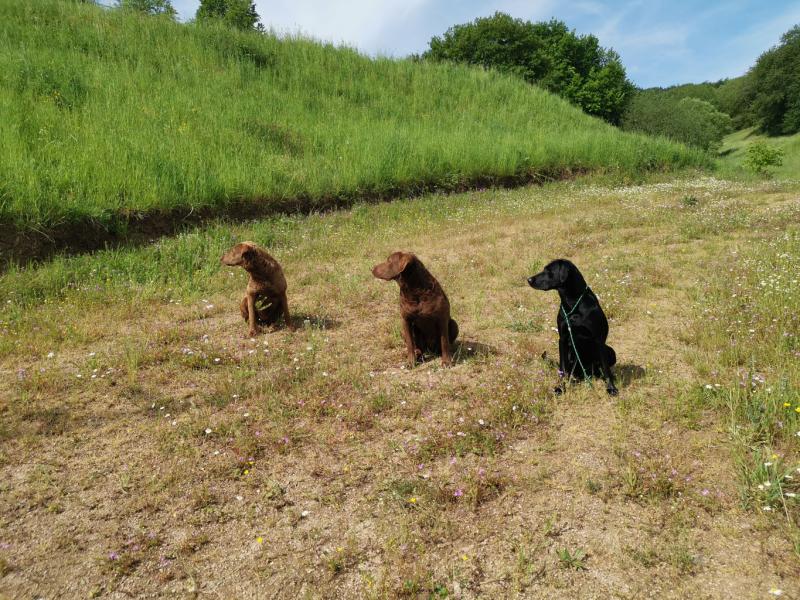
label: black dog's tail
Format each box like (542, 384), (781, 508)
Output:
(604, 345), (616, 367)
(449, 319), (459, 344)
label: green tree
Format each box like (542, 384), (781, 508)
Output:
(116, 0), (177, 18)
(196, 0), (263, 31)
(423, 13), (634, 124)
(746, 25), (800, 135)
(715, 76), (756, 129)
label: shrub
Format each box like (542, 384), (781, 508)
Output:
(116, 0), (176, 18)
(743, 141), (784, 176)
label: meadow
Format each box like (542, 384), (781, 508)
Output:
(0, 0), (706, 257)
(1, 175), (798, 597)
(1, 2), (799, 597)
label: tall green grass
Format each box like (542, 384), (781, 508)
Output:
(0, 0), (707, 236)
(690, 230), (799, 538)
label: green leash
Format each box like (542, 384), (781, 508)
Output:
(561, 287), (590, 380)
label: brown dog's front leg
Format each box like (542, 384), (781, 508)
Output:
(440, 318), (453, 367)
(401, 318), (417, 367)
(281, 292), (296, 331)
(247, 294), (261, 337)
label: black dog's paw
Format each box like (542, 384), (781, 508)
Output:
(553, 385), (564, 396)
(606, 386), (618, 396)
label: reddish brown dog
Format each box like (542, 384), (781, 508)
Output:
(221, 241), (293, 337)
(372, 251), (458, 367)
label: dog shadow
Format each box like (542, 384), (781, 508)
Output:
(614, 363), (647, 387)
(290, 313), (340, 330)
(452, 339), (498, 364)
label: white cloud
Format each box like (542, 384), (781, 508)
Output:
(256, 0), (560, 56)
(261, 0), (433, 53)
(173, 0), (553, 55)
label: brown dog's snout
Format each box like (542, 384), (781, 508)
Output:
(372, 252), (413, 281)
(221, 242), (255, 267)
(371, 262), (391, 280)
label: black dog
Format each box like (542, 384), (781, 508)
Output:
(528, 259), (618, 395)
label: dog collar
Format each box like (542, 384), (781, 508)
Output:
(561, 287), (590, 317)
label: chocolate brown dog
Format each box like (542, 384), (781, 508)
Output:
(372, 251), (458, 367)
(221, 241), (293, 337)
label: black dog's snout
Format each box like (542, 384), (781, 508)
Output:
(527, 276), (536, 287)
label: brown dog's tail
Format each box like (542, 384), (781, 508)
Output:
(449, 319), (459, 344)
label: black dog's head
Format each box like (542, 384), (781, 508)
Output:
(528, 259), (585, 292)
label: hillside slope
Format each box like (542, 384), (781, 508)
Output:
(719, 128), (800, 180)
(0, 0), (706, 248)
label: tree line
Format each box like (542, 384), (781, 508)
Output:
(622, 25), (800, 150)
(422, 13), (800, 151)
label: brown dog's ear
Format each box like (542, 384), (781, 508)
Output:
(372, 252), (414, 280)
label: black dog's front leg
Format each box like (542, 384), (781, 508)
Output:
(555, 332), (570, 394)
(596, 341), (618, 396)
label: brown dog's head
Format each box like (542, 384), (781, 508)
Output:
(372, 251), (416, 281)
(221, 241), (258, 268)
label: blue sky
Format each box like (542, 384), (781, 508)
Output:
(171, 0), (800, 88)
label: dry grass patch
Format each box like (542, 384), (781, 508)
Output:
(1, 176), (799, 597)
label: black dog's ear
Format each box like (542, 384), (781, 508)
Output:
(541, 261), (566, 286)
(553, 261), (570, 285)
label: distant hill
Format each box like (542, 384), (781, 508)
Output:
(0, 0), (706, 250)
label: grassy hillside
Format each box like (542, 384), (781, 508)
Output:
(2, 176), (798, 596)
(0, 0), (706, 245)
(719, 128), (800, 180)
